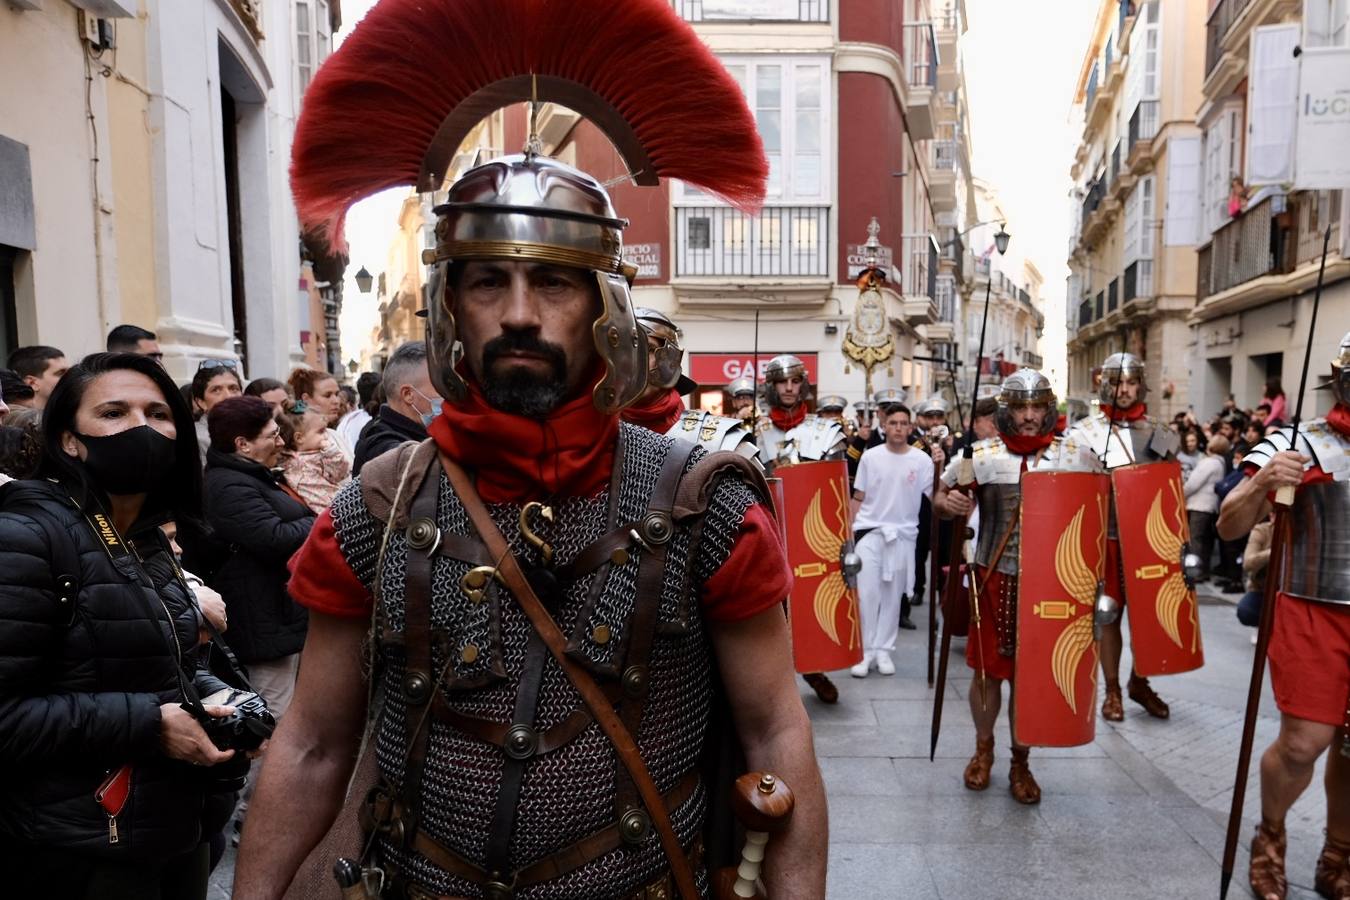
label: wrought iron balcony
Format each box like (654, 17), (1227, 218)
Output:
(675, 205), (830, 278)
(904, 22), (938, 89)
(1198, 195), (1297, 300)
(1205, 0), (1253, 77)
(1078, 299), (1093, 328)
(1123, 259), (1152, 302)
(1128, 100), (1158, 152)
(678, 0), (829, 22)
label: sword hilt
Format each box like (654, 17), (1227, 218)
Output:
(714, 773), (796, 900)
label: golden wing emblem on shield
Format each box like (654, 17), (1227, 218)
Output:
(1143, 485), (1199, 651)
(1051, 505), (1097, 715)
(802, 481), (857, 648)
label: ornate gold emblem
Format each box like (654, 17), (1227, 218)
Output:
(794, 479), (858, 649)
(1044, 502), (1101, 716)
(1139, 484), (1199, 651)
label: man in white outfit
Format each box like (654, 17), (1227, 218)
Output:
(850, 404), (934, 676)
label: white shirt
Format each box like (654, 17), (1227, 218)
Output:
(336, 409), (371, 454)
(853, 443), (934, 536)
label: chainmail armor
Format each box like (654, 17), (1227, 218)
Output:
(329, 426), (753, 898)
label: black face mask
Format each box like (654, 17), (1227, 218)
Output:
(74, 425), (178, 496)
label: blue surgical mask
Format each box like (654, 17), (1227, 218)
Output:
(412, 388), (443, 428)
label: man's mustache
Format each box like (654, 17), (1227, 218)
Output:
(482, 332), (568, 374)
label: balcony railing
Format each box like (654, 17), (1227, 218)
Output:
(900, 234), (939, 299)
(678, 0), (829, 22)
(1129, 100), (1158, 153)
(1198, 195), (1296, 299)
(933, 140), (956, 170)
(935, 274), (956, 322)
(1080, 177), (1105, 233)
(1085, 63), (1100, 112)
(1107, 277), (1119, 313)
(675, 205), (830, 277)
(1205, 0), (1253, 76)
(904, 22), (939, 89)
(1123, 259), (1153, 302)
(1078, 299), (1093, 328)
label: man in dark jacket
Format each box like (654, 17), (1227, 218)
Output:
(353, 340), (435, 475)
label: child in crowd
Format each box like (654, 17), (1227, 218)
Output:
(277, 401), (350, 513)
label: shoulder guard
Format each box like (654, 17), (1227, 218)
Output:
(1251, 420), (1350, 482)
(1147, 420), (1180, 459)
(667, 410), (763, 464)
(787, 415), (847, 462)
(971, 436), (1021, 485)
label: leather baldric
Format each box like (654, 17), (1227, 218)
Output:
(438, 451), (702, 900)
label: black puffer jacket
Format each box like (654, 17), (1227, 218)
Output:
(353, 403), (426, 476)
(202, 450), (314, 663)
(0, 479), (232, 860)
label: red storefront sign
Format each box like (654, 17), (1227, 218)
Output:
(688, 353), (819, 385)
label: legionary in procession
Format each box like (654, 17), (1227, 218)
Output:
(1217, 332), (1350, 900)
(1066, 352), (1180, 723)
(933, 369), (1104, 804)
(230, 0), (828, 896)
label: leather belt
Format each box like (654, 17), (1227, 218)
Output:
(406, 835), (702, 900)
(404, 771), (700, 893)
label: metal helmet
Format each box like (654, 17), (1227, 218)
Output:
(1098, 352), (1148, 407)
(727, 376), (757, 398)
(996, 368), (1057, 436)
(914, 397), (949, 418)
(423, 154), (646, 414)
(872, 388), (907, 408)
(634, 307), (685, 391)
(817, 395), (848, 414)
(1332, 330), (1350, 406)
(764, 354), (812, 408)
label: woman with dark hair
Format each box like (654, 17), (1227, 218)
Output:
(200, 395), (315, 837)
(0, 352), (246, 897)
(286, 367), (353, 461)
(191, 361), (243, 467)
(243, 377), (290, 416)
(1263, 375), (1286, 427)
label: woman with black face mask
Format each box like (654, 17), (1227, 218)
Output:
(0, 352), (247, 899)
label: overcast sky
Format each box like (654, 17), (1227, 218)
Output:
(334, 0), (1100, 392)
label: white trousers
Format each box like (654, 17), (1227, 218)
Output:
(856, 529), (916, 654)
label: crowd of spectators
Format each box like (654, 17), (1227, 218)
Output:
(0, 327), (432, 894)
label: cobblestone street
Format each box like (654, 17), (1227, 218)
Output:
(210, 592), (1331, 899)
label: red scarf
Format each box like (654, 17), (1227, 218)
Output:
(1001, 429), (1056, 456)
(1327, 403), (1350, 437)
(426, 374), (617, 504)
(1106, 402), (1147, 422)
(620, 388), (685, 434)
(769, 404), (807, 431)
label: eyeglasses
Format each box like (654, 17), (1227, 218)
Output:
(198, 358), (238, 371)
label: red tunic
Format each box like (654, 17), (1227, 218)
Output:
(966, 566), (1016, 682)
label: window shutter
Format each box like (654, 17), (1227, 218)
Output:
(1124, 183), (1141, 264)
(1303, 0), (1348, 47)
(1246, 24), (1300, 186)
(1164, 136), (1201, 246)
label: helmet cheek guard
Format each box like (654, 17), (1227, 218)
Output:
(592, 272), (648, 413)
(426, 262), (466, 404)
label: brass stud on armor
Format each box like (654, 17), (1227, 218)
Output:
(461, 643), (480, 664)
(484, 880), (513, 900)
(622, 665), (648, 699)
(611, 548), (630, 566)
(406, 517), (440, 552)
(618, 807), (651, 845)
(404, 670), (430, 704)
(503, 724), (538, 760)
(640, 512), (673, 545)
(592, 624), (612, 645)
(607, 326), (621, 349)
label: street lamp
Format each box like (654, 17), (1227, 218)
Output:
(354, 265), (374, 294)
(993, 225), (1010, 256)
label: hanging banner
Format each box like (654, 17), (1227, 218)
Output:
(1295, 47), (1350, 190)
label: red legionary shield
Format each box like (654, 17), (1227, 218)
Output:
(1014, 471), (1111, 748)
(1111, 461), (1205, 676)
(776, 459), (864, 674)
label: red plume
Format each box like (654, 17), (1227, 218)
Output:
(293, 0), (768, 251)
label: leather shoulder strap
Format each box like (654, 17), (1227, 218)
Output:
(360, 438), (440, 530)
(672, 449), (773, 523)
(437, 452), (700, 900)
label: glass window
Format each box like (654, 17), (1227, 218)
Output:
(296, 1), (314, 94)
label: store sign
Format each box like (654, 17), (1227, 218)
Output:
(1295, 47), (1350, 190)
(628, 242), (662, 280)
(689, 352), (819, 384)
(845, 243), (894, 281)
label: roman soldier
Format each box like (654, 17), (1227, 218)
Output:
(1217, 331), (1350, 900)
(756, 355), (847, 468)
(726, 376), (758, 424)
(626, 308), (760, 461)
(1068, 352), (1179, 722)
(232, 1), (827, 897)
(934, 368), (1103, 805)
